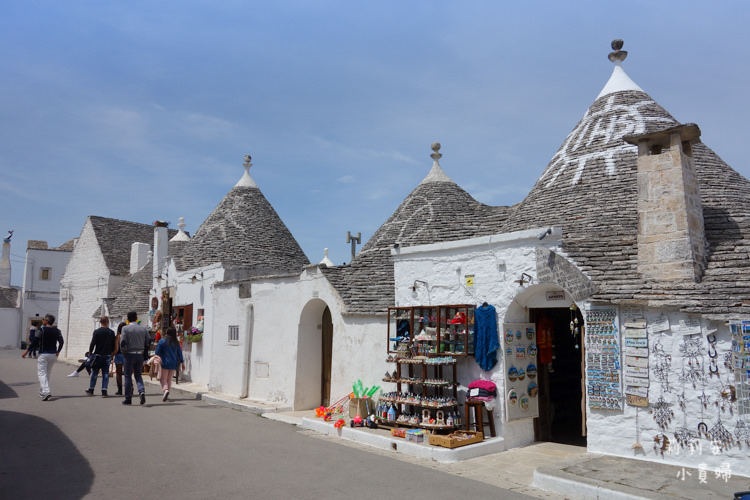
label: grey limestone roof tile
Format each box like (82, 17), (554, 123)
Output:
(323, 176), (512, 314)
(500, 89), (750, 318)
(176, 185), (310, 276)
(101, 259), (153, 320)
(88, 216), (177, 277)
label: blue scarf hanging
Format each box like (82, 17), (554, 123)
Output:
(474, 304), (500, 371)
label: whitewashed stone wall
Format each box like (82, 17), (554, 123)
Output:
(393, 229), (749, 476)
(162, 262), (222, 386)
(208, 266), (386, 411)
(0, 299), (21, 348)
(58, 221), (118, 358)
(586, 307), (749, 476)
(393, 228), (566, 450)
(21, 247), (72, 344)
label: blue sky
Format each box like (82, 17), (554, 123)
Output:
(2, 1), (748, 285)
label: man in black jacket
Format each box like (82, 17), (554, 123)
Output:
(85, 316), (116, 397)
(22, 314), (64, 401)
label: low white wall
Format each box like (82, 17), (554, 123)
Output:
(0, 307), (21, 348)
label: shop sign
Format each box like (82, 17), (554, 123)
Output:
(624, 328), (648, 338)
(678, 318), (701, 336)
(626, 394), (649, 407)
(625, 356), (648, 368)
(624, 366), (649, 378)
(545, 291), (566, 301)
(625, 337), (648, 348)
(623, 318), (646, 328)
(648, 316), (670, 333)
(625, 385), (648, 398)
(624, 347), (648, 357)
(624, 375), (650, 387)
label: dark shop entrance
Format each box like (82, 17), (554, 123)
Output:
(530, 306), (586, 446)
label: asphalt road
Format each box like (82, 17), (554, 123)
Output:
(0, 348), (533, 499)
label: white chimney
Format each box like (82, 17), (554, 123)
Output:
(130, 242), (150, 274)
(0, 231), (11, 287)
(153, 223), (169, 278)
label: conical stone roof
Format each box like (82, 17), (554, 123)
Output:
(323, 144), (512, 314)
(177, 158), (310, 276)
(501, 41), (750, 317)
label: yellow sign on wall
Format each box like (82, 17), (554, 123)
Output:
(465, 274), (475, 287)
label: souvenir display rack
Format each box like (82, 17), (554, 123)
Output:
(502, 322), (540, 421)
(584, 307), (623, 410)
(729, 320), (750, 416)
(387, 305), (476, 356)
(377, 354), (461, 431)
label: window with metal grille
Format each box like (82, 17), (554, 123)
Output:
(228, 325), (239, 345)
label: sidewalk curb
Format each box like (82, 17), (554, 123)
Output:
(533, 467), (655, 500)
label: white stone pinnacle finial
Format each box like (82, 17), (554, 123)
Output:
(420, 142), (452, 184)
(234, 154), (258, 188)
(170, 216), (190, 242)
(430, 142), (442, 163)
(596, 38), (643, 99)
(608, 39), (627, 63)
(319, 247), (335, 267)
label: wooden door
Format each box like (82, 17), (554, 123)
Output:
(321, 307), (333, 407)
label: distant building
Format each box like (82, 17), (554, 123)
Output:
(0, 232), (21, 347)
(19, 239), (74, 345)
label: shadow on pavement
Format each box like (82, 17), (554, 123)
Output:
(0, 410), (94, 498)
(0, 380), (19, 399)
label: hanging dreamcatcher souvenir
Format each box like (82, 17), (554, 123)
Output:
(653, 433), (670, 455)
(709, 415), (734, 450)
(652, 335), (673, 394)
(674, 390), (699, 448)
(678, 335), (705, 387)
(651, 396), (674, 430)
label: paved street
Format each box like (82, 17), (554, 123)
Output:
(0, 349), (534, 500)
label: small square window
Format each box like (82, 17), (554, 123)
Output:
(228, 325), (239, 345)
(40, 268), (51, 280)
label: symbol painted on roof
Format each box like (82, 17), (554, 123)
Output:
(541, 96), (675, 188)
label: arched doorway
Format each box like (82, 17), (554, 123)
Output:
(295, 299), (333, 410)
(531, 305), (585, 446)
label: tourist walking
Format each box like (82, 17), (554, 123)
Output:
(112, 322), (125, 395)
(22, 314), (64, 401)
(119, 311), (150, 405)
(85, 316), (116, 397)
(155, 326), (185, 402)
(22, 327), (38, 358)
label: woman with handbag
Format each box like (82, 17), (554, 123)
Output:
(111, 322), (126, 395)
